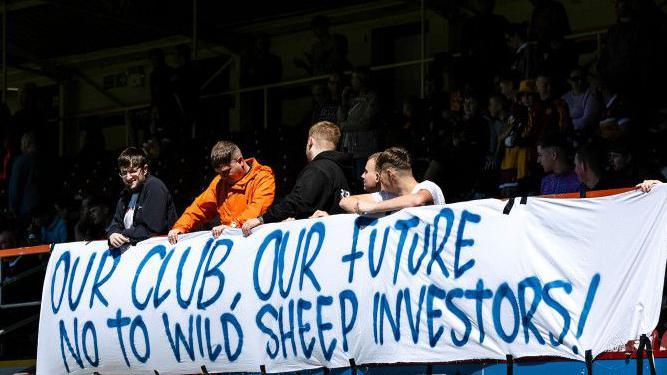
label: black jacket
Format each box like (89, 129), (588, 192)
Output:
(107, 175), (177, 244)
(262, 151), (350, 223)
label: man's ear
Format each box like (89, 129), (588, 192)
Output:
(386, 169), (394, 182)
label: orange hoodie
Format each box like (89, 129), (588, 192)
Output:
(172, 158), (275, 232)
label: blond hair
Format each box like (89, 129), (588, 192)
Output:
(308, 121), (341, 147)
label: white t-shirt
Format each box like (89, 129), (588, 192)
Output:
(371, 180), (446, 206)
(123, 193), (139, 230)
(414, 180), (446, 205)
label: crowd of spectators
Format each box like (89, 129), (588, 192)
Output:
(0, 0), (666, 256)
(412, 0), (667, 203)
(2, 0), (667, 359)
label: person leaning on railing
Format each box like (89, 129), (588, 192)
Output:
(339, 147), (445, 217)
(107, 147), (177, 249)
(168, 141), (275, 244)
(242, 121), (350, 236)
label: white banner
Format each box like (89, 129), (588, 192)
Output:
(37, 187), (667, 374)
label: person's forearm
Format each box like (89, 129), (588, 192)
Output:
(365, 195), (423, 214)
(339, 196), (359, 213)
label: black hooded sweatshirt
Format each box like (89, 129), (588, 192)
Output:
(262, 150), (350, 223)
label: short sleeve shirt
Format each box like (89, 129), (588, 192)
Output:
(370, 180), (446, 210)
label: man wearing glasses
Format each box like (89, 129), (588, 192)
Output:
(168, 141), (275, 244)
(107, 147), (177, 248)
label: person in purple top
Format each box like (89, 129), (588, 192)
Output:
(536, 136), (580, 195)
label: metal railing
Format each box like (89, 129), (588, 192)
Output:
(0, 244), (51, 340)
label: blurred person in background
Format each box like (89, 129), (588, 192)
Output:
(575, 142), (613, 192)
(536, 135), (579, 195)
(28, 202), (67, 245)
(87, 196), (112, 241)
(561, 67), (601, 137)
(338, 67), (380, 190)
(294, 15), (350, 76)
(8, 132), (44, 222)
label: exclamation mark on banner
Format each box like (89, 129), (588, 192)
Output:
(576, 273), (601, 339)
(571, 273), (601, 355)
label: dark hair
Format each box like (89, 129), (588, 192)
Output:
(538, 134), (568, 149)
(117, 147), (148, 169)
(538, 134), (571, 158)
(576, 143), (606, 177)
(210, 141), (241, 168)
(376, 147), (412, 171)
